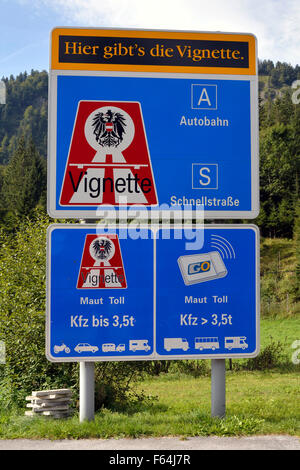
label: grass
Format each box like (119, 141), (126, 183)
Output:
(0, 238), (299, 439)
(260, 317), (300, 352)
(0, 316), (299, 439)
(0, 370), (299, 439)
(260, 238), (299, 317)
(0, 318), (299, 440)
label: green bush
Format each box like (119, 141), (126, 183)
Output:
(233, 339), (286, 371)
(0, 214), (150, 408)
(0, 213), (77, 406)
(94, 362), (156, 411)
(168, 360), (209, 377)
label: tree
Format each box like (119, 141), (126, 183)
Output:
(1, 136), (46, 215)
(0, 214), (78, 405)
(259, 123), (298, 237)
(17, 103), (48, 158)
(0, 214), (153, 408)
(294, 199), (300, 284)
(0, 70), (48, 164)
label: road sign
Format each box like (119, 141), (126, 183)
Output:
(47, 225), (154, 362)
(155, 225), (259, 359)
(76, 233), (127, 289)
(59, 100), (157, 206)
(46, 224), (259, 361)
(48, 28), (259, 219)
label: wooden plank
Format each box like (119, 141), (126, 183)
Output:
(25, 410), (72, 418)
(41, 410), (72, 417)
(26, 404), (70, 411)
(25, 389), (73, 419)
(26, 396), (72, 404)
(31, 389), (72, 397)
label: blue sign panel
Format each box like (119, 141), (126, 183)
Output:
(48, 73), (258, 219)
(46, 225), (154, 361)
(47, 224), (259, 362)
(156, 226), (259, 358)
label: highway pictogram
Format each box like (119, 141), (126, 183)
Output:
(59, 101), (158, 207)
(77, 233), (127, 289)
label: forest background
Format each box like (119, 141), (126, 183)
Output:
(0, 60), (299, 416)
(0, 60), (300, 239)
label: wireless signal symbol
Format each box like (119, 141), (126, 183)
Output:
(210, 235), (236, 259)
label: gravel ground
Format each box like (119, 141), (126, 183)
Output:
(0, 435), (299, 450)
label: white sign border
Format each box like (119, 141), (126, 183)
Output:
(46, 223), (260, 362)
(47, 70), (259, 220)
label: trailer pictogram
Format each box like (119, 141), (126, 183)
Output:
(59, 101), (158, 207)
(77, 233), (127, 289)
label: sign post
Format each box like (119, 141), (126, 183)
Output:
(47, 27), (260, 421)
(78, 219), (95, 422)
(79, 362), (95, 422)
(211, 359), (226, 418)
(46, 224), (259, 419)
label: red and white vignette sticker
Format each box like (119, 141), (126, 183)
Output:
(77, 234), (127, 289)
(60, 101), (158, 206)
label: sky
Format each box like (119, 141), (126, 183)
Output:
(0, 0), (300, 78)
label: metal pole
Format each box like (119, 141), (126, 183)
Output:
(79, 362), (95, 422)
(79, 219), (95, 422)
(211, 359), (226, 418)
